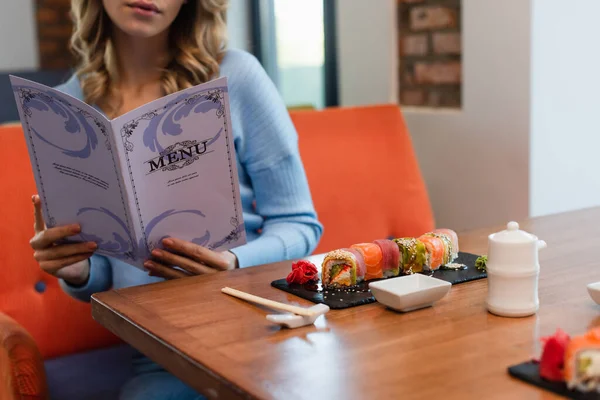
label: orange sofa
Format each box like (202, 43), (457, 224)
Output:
(0, 125), (126, 400)
(0, 104), (433, 399)
(291, 104), (434, 253)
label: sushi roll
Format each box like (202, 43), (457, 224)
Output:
(393, 238), (429, 274)
(345, 248), (366, 282)
(423, 232), (455, 265)
(434, 228), (460, 260)
(350, 243), (383, 280)
(373, 239), (401, 278)
(321, 248), (366, 288)
(418, 234), (446, 270)
(565, 328), (600, 392)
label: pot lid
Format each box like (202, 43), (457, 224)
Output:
(489, 221), (537, 244)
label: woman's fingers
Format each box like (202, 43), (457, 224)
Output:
(162, 238), (228, 270)
(40, 252), (94, 275)
(144, 260), (190, 280)
(29, 195), (93, 282)
(34, 241), (97, 262)
(151, 248), (217, 275)
(32, 195), (45, 233)
(30, 224), (81, 250)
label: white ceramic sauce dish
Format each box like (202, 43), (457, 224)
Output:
(369, 274), (451, 312)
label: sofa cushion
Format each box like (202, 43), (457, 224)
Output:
(45, 344), (135, 400)
(0, 125), (120, 359)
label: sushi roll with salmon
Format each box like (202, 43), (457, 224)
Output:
(418, 234), (446, 270)
(423, 231), (456, 265)
(393, 238), (429, 274)
(565, 327), (600, 392)
(321, 248), (366, 288)
(373, 239), (401, 278)
(350, 243), (383, 280)
(434, 228), (460, 261)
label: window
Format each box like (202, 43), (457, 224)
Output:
(251, 0), (338, 109)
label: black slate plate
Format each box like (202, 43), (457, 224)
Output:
(508, 361), (600, 399)
(271, 252), (484, 309)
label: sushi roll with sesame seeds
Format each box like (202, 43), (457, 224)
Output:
(393, 238), (430, 274)
(418, 234), (446, 270)
(423, 231), (456, 265)
(321, 248), (366, 288)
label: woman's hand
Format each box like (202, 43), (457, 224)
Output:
(30, 195), (97, 285)
(144, 238), (238, 280)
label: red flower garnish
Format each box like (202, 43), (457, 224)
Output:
(539, 328), (571, 382)
(286, 260), (318, 284)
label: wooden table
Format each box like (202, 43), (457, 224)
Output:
(92, 208), (600, 400)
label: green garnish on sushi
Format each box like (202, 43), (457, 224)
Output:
(330, 264), (343, 279)
(578, 357), (593, 375)
(415, 241), (427, 266)
(400, 244), (411, 266)
(329, 264), (356, 286)
(475, 255), (487, 272)
(395, 238), (428, 274)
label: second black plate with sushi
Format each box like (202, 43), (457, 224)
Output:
(508, 361), (600, 399)
(271, 252), (485, 310)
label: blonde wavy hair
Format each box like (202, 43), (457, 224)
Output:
(70, 0), (228, 118)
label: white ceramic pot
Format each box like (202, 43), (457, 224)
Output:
(485, 221), (546, 317)
(486, 268), (539, 317)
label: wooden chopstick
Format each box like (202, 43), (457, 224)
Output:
(221, 287), (316, 317)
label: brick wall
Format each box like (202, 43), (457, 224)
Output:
(36, 0), (75, 70)
(398, 0), (461, 108)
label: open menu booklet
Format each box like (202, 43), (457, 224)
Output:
(10, 75), (246, 269)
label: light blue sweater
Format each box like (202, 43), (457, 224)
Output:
(55, 49), (323, 302)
